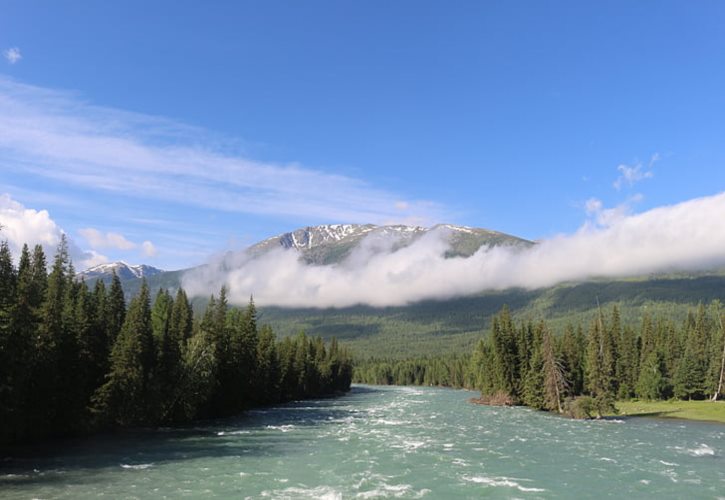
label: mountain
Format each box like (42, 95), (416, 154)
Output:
(78, 261), (164, 282)
(75, 224), (725, 359)
(247, 223), (533, 265)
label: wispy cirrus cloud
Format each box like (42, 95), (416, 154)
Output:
(613, 153), (658, 190)
(0, 77), (448, 225)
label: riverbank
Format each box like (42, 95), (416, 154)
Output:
(615, 399), (725, 424)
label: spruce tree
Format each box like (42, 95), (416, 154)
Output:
(636, 350), (667, 400)
(93, 280), (155, 426)
(561, 324), (585, 396)
(522, 323), (544, 409)
(0, 242), (18, 441)
(674, 304), (710, 400)
(151, 289), (180, 420)
(106, 271), (126, 345)
(585, 312), (616, 416)
(169, 288), (193, 350)
(32, 236), (72, 436)
(256, 324), (279, 403)
(541, 327), (567, 413)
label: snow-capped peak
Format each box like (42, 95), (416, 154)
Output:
(78, 261), (163, 280)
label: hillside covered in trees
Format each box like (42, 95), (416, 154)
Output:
(354, 304), (725, 418)
(104, 265), (725, 359)
(0, 238), (353, 445)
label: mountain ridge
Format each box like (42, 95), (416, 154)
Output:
(78, 261), (164, 282)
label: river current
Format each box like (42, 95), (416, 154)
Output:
(2, 385), (724, 499)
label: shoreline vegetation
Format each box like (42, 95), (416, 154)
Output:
(614, 399), (725, 424)
(354, 303), (725, 423)
(465, 397), (725, 424)
(0, 237), (353, 445)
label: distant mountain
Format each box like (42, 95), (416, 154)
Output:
(73, 225), (725, 359)
(247, 223), (533, 265)
(78, 261), (164, 282)
(85, 223), (533, 298)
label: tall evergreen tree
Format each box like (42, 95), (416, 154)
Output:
(674, 304), (711, 399)
(151, 289), (181, 420)
(522, 323), (544, 409)
(560, 324), (585, 397)
(541, 327), (567, 413)
(0, 242), (19, 441)
(585, 311), (616, 416)
(93, 281), (156, 426)
(636, 350), (668, 400)
(169, 288), (193, 349)
(106, 271), (126, 345)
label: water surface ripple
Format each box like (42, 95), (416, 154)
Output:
(2, 385), (724, 498)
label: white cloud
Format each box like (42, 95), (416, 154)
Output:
(3, 47), (21, 65)
(79, 227), (136, 250)
(0, 77), (448, 225)
(0, 193), (61, 252)
(182, 192), (725, 308)
(142, 240), (157, 257)
(613, 153), (658, 190)
(0, 193), (107, 269)
(584, 194), (643, 228)
(79, 227), (158, 259)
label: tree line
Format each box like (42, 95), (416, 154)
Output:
(354, 355), (473, 388)
(0, 237), (352, 444)
(354, 303), (725, 418)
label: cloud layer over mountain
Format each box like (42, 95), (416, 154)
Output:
(182, 192), (725, 308)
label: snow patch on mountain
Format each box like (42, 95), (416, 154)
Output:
(78, 261), (163, 281)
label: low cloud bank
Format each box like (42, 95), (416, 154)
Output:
(182, 192), (725, 308)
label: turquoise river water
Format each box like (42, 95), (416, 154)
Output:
(2, 385), (724, 499)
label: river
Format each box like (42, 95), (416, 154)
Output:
(2, 385), (724, 499)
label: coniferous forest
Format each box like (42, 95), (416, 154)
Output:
(354, 304), (725, 418)
(0, 238), (353, 445)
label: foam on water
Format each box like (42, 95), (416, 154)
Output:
(260, 485), (342, 499)
(265, 424), (296, 432)
(462, 475), (546, 493)
(3, 385), (725, 499)
(688, 443), (715, 456)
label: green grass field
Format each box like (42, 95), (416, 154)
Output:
(615, 399), (725, 424)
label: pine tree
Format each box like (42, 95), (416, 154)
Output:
(90, 279), (110, 389)
(585, 311), (616, 417)
(711, 303), (725, 401)
(674, 304), (710, 400)
(93, 281), (156, 426)
(541, 327), (567, 413)
(151, 289), (180, 420)
(73, 281), (98, 425)
(106, 271), (126, 345)
(561, 324), (585, 396)
(616, 325), (638, 399)
(256, 324), (279, 403)
(31, 236), (73, 436)
(522, 323), (544, 409)
(169, 288), (193, 350)
(636, 350), (667, 400)
(0, 242), (19, 441)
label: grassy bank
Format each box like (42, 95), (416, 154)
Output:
(615, 399), (725, 424)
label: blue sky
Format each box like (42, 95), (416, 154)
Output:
(1, 1), (725, 271)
